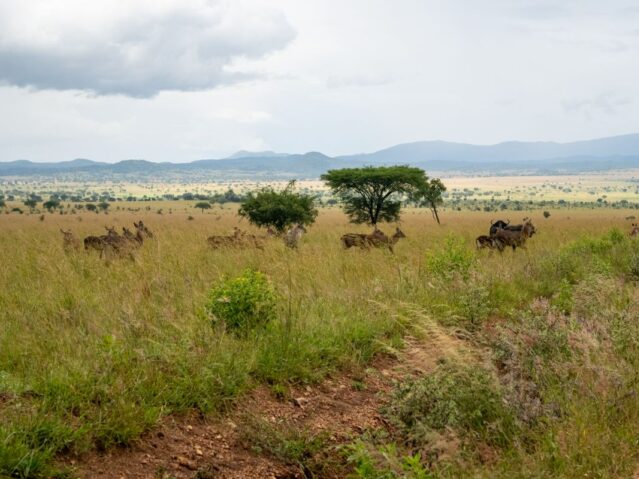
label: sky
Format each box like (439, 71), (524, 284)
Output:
(0, 0), (638, 162)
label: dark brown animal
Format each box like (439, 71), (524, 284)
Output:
(492, 219), (536, 251)
(631, 223), (639, 238)
(60, 228), (81, 252)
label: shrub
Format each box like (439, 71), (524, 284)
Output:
(424, 235), (475, 280)
(385, 363), (519, 448)
(205, 269), (277, 333)
(238, 181), (318, 233)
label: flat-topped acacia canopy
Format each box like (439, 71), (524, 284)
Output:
(321, 165), (431, 226)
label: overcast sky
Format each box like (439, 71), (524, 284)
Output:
(1, 0), (638, 162)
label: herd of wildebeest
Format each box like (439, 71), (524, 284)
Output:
(58, 217), (639, 259)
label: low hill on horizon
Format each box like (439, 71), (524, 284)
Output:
(3, 134), (639, 179)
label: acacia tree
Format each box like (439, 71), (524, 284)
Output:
(238, 181), (318, 233)
(413, 178), (447, 224)
(43, 199), (61, 212)
(23, 198), (38, 211)
(195, 201), (211, 213)
(322, 166), (432, 226)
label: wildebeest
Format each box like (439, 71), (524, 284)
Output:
(491, 218), (536, 251)
(489, 219), (510, 236)
(631, 223), (639, 238)
(60, 228), (81, 252)
(284, 224), (307, 249)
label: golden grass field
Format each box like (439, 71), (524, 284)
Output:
(2, 201), (639, 478)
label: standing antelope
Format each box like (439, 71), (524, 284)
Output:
(134, 221), (153, 239)
(60, 229), (81, 252)
(284, 224), (307, 249)
(366, 227), (406, 253)
(84, 235), (110, 258)
(122, 227), (144, 247)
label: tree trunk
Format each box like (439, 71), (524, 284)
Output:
(431, 203), (441, 224)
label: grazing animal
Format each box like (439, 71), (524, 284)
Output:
(366, 227), (406, 253)
(489, 219), (510, 236)
(475, 235), (502, 251)
(100, 226), (132, 255)
(492, 219), (536, 251)
(122, 227), (144, 247)
(60, 229), (81, 252)
(631, 223), (639, 238)
(283, 224), (307, 249)
(84, 235), (110, 258)
(341, 233), (369, 249)
(134, 221), (153, 239)
(207, 227), (262, 249)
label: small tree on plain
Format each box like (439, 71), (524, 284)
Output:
(195, 201), (211, 213)
(413, 178), (447, 224)
(238, 181), (318, 233)
(43, 199), (60, 212)
(24, 199), (38, 211)
(321, 166), (434, 226)
(85, 203), (97, 212)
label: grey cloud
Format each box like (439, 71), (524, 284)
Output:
(0, 2), (295, 97)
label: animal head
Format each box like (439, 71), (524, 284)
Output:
(394, 227), (406, 238)
(105, 226), (118, 236)
(522, 219), (536, 237)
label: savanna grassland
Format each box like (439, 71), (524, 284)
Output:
(2, 202), (639, 478)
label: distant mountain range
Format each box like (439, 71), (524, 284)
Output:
(3, 134), (639, 179)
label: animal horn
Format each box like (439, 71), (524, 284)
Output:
(505, 219), (510, 225)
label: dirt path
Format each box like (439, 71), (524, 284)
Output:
(66, 334), (460, 479)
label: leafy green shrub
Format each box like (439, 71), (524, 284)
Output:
(205, 270), (277, 333)
(550, 278), (573, 315)
(424, 235), (475, 280)
(347, 441), (433, 479)
(455, 284), (491, 330)
(386, 363), (519, 448)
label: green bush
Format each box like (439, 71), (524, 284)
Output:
(205, 269), (277, 333)
(385, 363), (519, 448)
(424, 235), (475, 280)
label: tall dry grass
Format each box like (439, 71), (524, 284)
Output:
(1, 205), (638, 477)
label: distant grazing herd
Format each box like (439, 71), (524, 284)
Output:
(60, 220), (153, 258)
(58, 217), (639, 258)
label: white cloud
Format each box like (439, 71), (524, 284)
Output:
(0, 0), (295, 97)
(1, 0), (639, 162)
